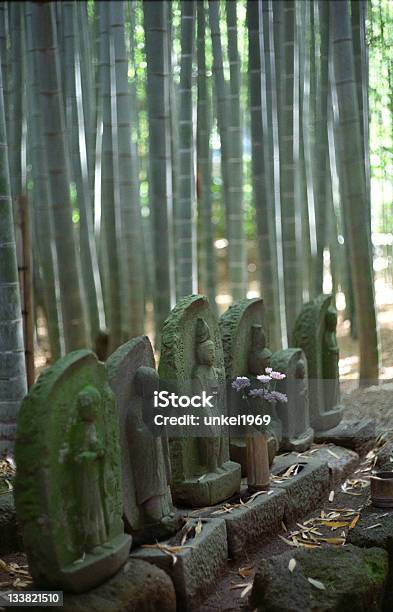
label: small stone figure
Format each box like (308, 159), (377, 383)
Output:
(271, 348), (314, 452)
(323, 307), (340, 411)
(247, 324), (282, 463)
(75, 386), (108, 553)
(192, 318), (224, 473)
(293, 294), (343, 432)
(159, 294), (241, 507)
(219, 299), (283, 474)
(107, 336), (177, 544)
(14, 350), (131, 593)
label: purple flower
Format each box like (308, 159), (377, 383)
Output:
(232, 376), (251, 392)
(265, 367), (273, 374)
(270, 390), (288, 403)
(270, 371), (286, 380)
(257, 374), (271, 383)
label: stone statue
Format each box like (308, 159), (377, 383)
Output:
(192, 318), (225, 473)
(14, 350), (131, 593)
(292, 294), (343, 432)
(271, 348), (314, 452)
(323, 307), (340, 411)
(219, 298), (283, 474)
(75, 386), (108, 552)
(107, 336), (177, 544)
(159, 294), (241, 507)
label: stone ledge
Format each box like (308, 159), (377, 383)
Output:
(131, 518), (227, 611)
(250, 544), (388, 612)
(25, 560), (176, 612)
(270, 454), (330, 525)
(299, 444), (360, 489)
(314, 418), (376, 455)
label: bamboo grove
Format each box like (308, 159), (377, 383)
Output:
(1, 0), (392, 450)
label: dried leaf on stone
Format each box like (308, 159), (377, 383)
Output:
(349, 514), (360, 529)
(278, 534), (299, 547)
(238, 565), (254, 578)
(365, 523), (382, 530)
(329, 490), (335, 503)
(288, 558), (296, 573)
(240, 583), (253, 598)
(327, 449), (340, 459)
(317, 536), (346, 545)
(308, 577), (326, 590)
(195, 518), (203, 537)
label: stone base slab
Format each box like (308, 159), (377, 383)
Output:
(270, 454), (330, 525)
(131, 518), (227, 611)
(280, 426), (314, 454)
(300, 444), (360, 489)
(314, 418), (376, 455)
(219, 488), (286, 559)
(25, 560), (176, 612)
(250, 544), (388, 612)
(171, 461), (241, 507)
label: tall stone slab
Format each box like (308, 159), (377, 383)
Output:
(292, 294), (343, 432)
(14, 351), (131, 593)
(219, 298), (282, 473)
(271, 349), (314, 451)
(107, 336), (177, 544)
(159, 294), (241, 507)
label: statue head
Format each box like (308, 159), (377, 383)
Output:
(135, 366), (159, 399)
(295, 359), (306, 379)
(77, 385), (100, 422)
(325, 306), (337, 332)
(248, 324), (272, 375)
(195, 318), (215, 366)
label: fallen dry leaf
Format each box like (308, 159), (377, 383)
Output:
(329, 490), (335, 503)
(240, 583), (253, 598)
(238, 564), (254, 578)
(308, 577), (326, 590)
(288, 558), (296, 573)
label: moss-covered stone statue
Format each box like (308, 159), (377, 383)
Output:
(292, 294), (343, 432)
(271, 348), (314, 451)
(14, 351), (131, 593)
(219, 298), (283, 473)
(159, 295), (241, 507)
(107, 336), (178, 544)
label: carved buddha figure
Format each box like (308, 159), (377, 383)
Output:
(192, 318), (224, 473)
(322, 306), (340, 411)
(133, 365), (175, 533)
(75, 386), (108, 553)
(247, 325), (282, 461)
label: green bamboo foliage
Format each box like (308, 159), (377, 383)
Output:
(196, 2), (216, 312)
(330, 0), (379, 381)
(24, 3), (63, 359)
(209, 0), (247, 304)
(247, 0), (280, 349)
(276, 0), (302, 342)
(109, 0), (144, 337)
(176, 0), (197, 298)
(0, 58), (27, 454)
(30, 1), (88, 351)
(143, 0), (175, 338)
